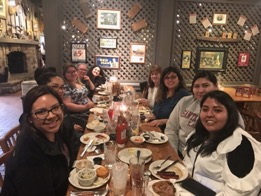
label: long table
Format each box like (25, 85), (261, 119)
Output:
(66, 116), (181, 195)
(223, 87), (261, 102)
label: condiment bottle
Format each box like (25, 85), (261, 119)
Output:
(116, 112), (128, 148)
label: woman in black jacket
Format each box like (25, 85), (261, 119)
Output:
(1, 86), (73, 196)
(86, 65), (106, 87)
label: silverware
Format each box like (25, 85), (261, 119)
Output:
(158, 159), (179, 172)
(70, 189), (108, 196)
(80, 139), (93, 157)
(153, 156), (171, 169)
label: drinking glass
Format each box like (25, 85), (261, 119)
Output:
(130, 114), (140, 136)
(112, 162), (128, 196)
(129, 157), (145, 195)
(104, 141), (117, 169)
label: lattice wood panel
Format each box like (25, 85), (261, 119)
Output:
(61, 0), (157, 82)
(173, 1), (261, 85)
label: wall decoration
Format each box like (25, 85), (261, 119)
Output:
(238, 52), (250, 67)
(71, 43), (87, 63)
(127, 3), (141, 19)
(0, 0), (7, 19)
(79, 0), (92, 18)
(130, 43), (146, 63)
(181, 50), (192, 69)
(97, 9), (121, 30)
(71, 17), (88, 33)
(99, 38), (117, 49)
(131, 19), (148, 32)
(95, 55), (120, 69)
(196, 47), (228, 71)
(212, 13), (227, 25)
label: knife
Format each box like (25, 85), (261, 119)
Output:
(157, 159), (179, 173)
(80, 139), (93, 157)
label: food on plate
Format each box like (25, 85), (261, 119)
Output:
(77, 168), (97, 187)
(96, 166), (109, 178)
(88, 120), (100, 129)
(83, 136), (89, 142)
(134, 137), (143, 142)
(157, 171), (179, 179)
(152, 181), (176, 196)
(95, 134), (107, 140)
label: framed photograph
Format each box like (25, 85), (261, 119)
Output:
(212, 13), (228, 25)
(238, 52), (250, 67)
(99, 38), (117, 49)
(196, 47), (228, 71)
(95, 55), (120, 69)
(181, 50), (192, 69)
(0, 0), (7, 19)
(97, 9), (121, 30)
(130, 43), (146, 64)
(71, 43), (87, 63)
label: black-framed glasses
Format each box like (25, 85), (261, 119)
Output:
(31, 104), (63, 120)
(164, 75), (177, 80)
(50, 85), (66, 92)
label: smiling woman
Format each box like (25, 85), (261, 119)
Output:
(1, 86), (74, 195)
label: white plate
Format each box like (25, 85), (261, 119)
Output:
(149, 160), (189, 182)
(98, 91), (110, 96)
(118, 147), (152, 164)
(80, 133), (110, 145)
(140, 131), (168, 144)
(90, 108), (104, 114)
(86, 120), (106, 130)
(96, 104), (107, 108)
(68, 166), (110, 190)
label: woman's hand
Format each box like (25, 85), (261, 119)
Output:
(85, 100), (94, 110)
(145, 119), (166, 127)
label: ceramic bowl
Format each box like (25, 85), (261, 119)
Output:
(77, 168), (97, 187)
(75, 159), (92, 172)
(93, 123), (106, 132)
(130, 136), (145, 145)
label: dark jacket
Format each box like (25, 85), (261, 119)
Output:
(1, 126), (73, 196)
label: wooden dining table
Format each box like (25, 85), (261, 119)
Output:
(223, 87), (261, 102)
(66, 113), (181, 196)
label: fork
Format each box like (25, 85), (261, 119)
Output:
(153, 156), (171, 169)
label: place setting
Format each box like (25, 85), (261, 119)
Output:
(140, 131), (168, 144)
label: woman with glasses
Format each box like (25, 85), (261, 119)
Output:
(63, 64), (94, 129)
(1, 86), (73, 195)
(86, 65), (106, 87)
(145, 66), (190, 131)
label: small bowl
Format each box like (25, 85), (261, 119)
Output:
(75, 159), (92, 172)
(77, 168), (97, 187)
(130, 136), (145, 145)
(93, 123), (106, 132)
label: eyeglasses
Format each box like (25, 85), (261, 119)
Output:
(66, 70), (77, 74)
(50, 85), (66, 92)
(164, 75), (177, 80)
(31, 104), (63, 120)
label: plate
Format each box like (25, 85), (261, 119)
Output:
(98, 91), (110, 96)
(90, 108), (104, 114)
(149, 160), (188, 182)
(80, 133), (110, 145)
(86, 120), (105, 130)
(97, 103), (107, 108)
(147, 180), (179, 196)
(68, 166), (110, 190)
(140, 131), (168, 144)
(118, 147), (152, 164)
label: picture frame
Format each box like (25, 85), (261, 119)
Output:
(130, 43), (146, 64)
(181, 50), (192, 69)
(237, 52), (250, 67)
(0, 0), (7, 19)
(196, 47), (228, 72)
(71, 43), (87, 63)
(95, 55), (120, 69)
(212, 13), (228, 25)
(99, 38), (117, 49)
(97, 9), (121, 30)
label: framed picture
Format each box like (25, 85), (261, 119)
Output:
(97, 9), (121, 30)
(238, 52), (250, 67)
(130, 43), (146, 64)
(212, 13), (228, 25)
(181, 50), (192, 69)
(95, 55), (120, 69)
(99, 38), (117, 49)
(0, 0), (7, 19)
(196, 47), (228, 71)
(71, 43), (87, 63)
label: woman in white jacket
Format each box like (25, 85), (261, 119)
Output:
(183, 90), (261, 195)
(165, 71), (218, 156)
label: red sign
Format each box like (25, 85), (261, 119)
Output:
(238, 52), (250, 67)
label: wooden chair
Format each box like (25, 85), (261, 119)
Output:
(0, 150), (13, 187)
(0, 125), (20, 153)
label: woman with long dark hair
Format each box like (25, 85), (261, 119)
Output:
(183, 90), (261, 195)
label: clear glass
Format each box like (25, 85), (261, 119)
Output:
(112, 162), (128, 196)
(104, 141), (117, 169)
